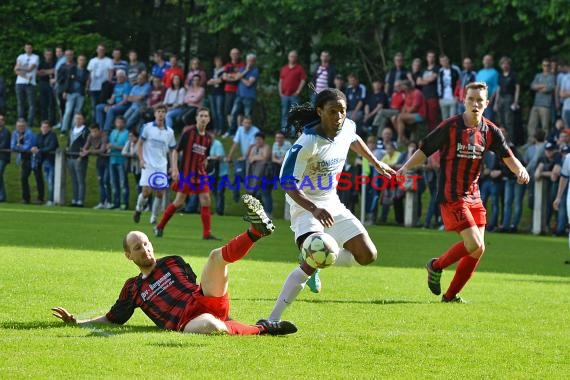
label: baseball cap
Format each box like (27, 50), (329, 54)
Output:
(561, 145), (569, 154)
(544, 142), (556, 151)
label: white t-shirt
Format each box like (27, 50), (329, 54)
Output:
(280, 118), (358, 202)
(87, 56), (113, 91)
(15, 53), (40, 85)
(442, 68), (453, 100)
(140, 122), (176, 169)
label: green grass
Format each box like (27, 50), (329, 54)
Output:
(0, 204), (569, 378)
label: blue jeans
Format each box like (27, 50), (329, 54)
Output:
(480, 178), (501, 229)
(124, 103), (142, 130)
(365, 175), (380, 214)
(67, 157), (87, 203)
(209, 94), (225, 134)
(110, 162), (129, 208)
(233, 160), (246, 203)
(166, 107), (186, 130)
(563, 109), (570, 129)
(39, 82), (56, 125)
(62, 93), (85, 133)
(97, 104), (129, 131)
(89, 90), (101, 120)
(96, 159), (111, 204)
(280, 95), (300, 131)
(42, 160), (55, 202)
(16, 84), (36, 127)
(213, 174), (227, 215)
(231, 97), (255, 131)
(502, 179), (525, 229)
(0, 159), (7, 201)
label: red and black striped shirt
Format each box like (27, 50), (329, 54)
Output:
(177, 127), (212, 182)
(105, 256), (199, 331)
(419, 115), (512, 203)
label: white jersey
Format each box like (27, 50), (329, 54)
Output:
(140, 122), (176, 169)
(87, 56), (113, 91)
(15, 53), (40, 85)
(280, 118), (358, 202)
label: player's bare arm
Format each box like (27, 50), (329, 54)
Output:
(350, 135), (395, 177)
(51, 307), (110, 325)
(284, 187), (334, 228)
(136, 138), (145, 169)
(171, 149), (179, 182)
(502, 156), (530, 184)
(397, 149), (428, 175)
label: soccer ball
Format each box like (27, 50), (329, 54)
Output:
(301, 232), (339, 269)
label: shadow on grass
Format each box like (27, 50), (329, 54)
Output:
(233, 298), (425, 305)
(506, 278), (570, 285)
(149, 341), (207, 348)
(0, 321), (160, 336)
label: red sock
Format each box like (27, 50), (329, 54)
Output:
(221, 231), (255, 263)
(157, 203), (178, 229)
(444, 255), (480, 299)
(201, 206), (211, 238)
(433, 242), (470, 270)
(224, 320), (262, 335)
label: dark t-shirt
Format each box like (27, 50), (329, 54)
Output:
(367, 90), (389, 110)
(499, 71), (518, 97)
(538, 152), (561, 172)
(419, 115), (512, 203)
(421, 66), (439, 99)
(38, 60), (54, 83)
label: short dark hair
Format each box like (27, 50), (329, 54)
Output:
(197, 107), (210, 115)
(89, 123), (100, 130)
(155, 104), (167, 112)
(255, 132), (265, 139)
(115, 115), (125, 122)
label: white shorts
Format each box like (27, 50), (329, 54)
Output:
(289, 196), (367, 247)
(139, 166), (168, 189)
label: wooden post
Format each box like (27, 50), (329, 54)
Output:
(532, 179), (546, 235)
(53, 150), (66, 206)
(404, 190), (418, 227)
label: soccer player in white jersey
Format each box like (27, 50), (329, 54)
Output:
(133, 105), (176, 224)
(267, 88), (396, 322)
(553, 146), (570, 264)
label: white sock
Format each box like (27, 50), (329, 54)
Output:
(334, 248), (358, 267)
(152, 197), (163, 218)
(268, 266), (309, 321)
(136, 193), (148, 212)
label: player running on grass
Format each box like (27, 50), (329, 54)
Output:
(133, 104), (176, 225)
(397, 82), (529, 302)
(52, 195), (296, 336)
(267, 88), (395, 322)
(154, 107), (219, 240)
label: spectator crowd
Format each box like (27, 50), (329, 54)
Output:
(0, 42), (569, 238)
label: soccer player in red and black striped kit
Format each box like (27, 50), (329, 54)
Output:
(154, 107), (218, 239)
(52, 195), (297, 335)
(398, 82), (529, 302)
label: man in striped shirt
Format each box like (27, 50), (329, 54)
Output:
(52, 195), (296, 336)
(398, 82), (529, 302)
(154, 107), (218, 239)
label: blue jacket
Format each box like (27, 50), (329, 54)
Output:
(10, 127), (36, 164)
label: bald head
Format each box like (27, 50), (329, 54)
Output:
(123, 231), (147, 253)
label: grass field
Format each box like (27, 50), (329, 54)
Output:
(0, 203), (569, 379)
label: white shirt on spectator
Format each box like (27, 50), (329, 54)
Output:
(87, 56), (113, 91)
(233, 125), (260, 157)
(15, 53), (40, 85)
(560, 74), (570, 111)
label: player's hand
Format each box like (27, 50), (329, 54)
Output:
(517, 168), (530, 184)
(139, 159), (146, 169)
(375, 161), (396, 178)
(312, 207), (334, 228)
(553, 198), (561, 211)
(171, 169), (179, 182)
(51, 307), (77, 324)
